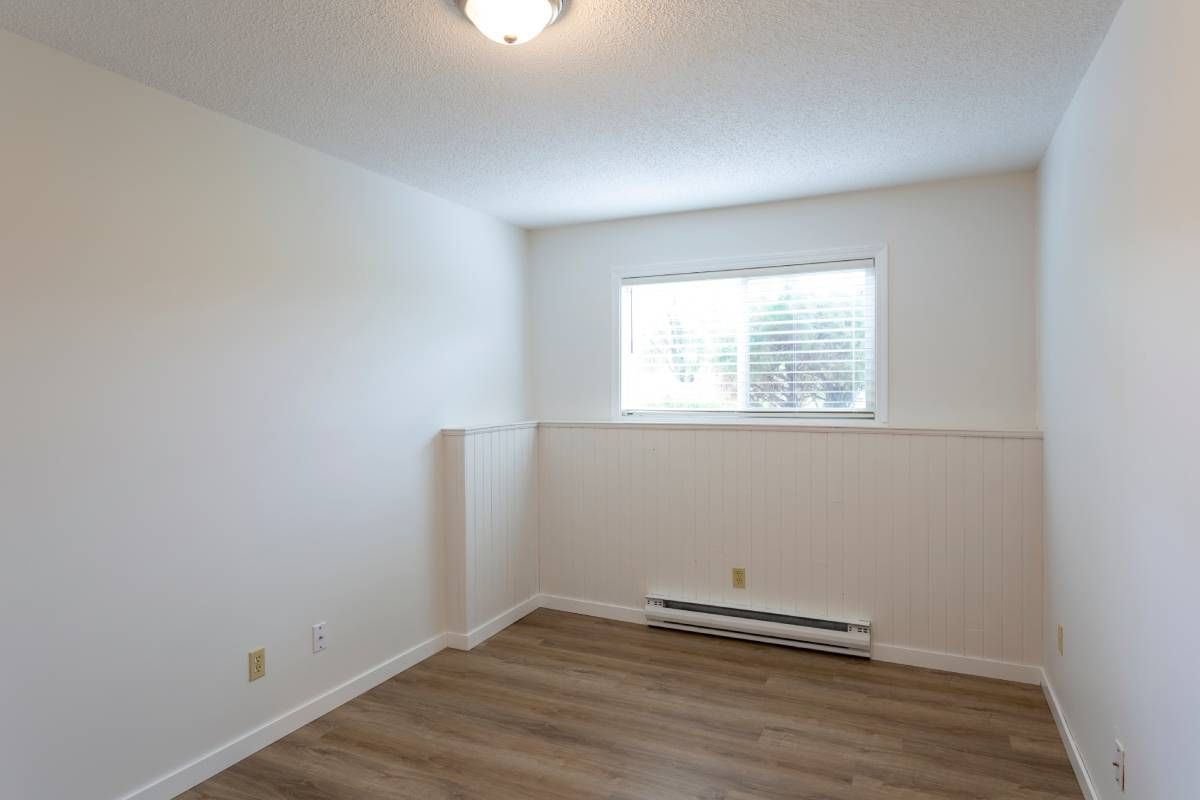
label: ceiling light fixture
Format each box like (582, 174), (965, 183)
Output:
(459, 0), (563, 46)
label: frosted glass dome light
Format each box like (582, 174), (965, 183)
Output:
(460, 0), (562, 46)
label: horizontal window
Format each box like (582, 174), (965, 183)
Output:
(619, 259), (880, 418)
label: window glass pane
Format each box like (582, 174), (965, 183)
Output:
(620, 263), (876, 415)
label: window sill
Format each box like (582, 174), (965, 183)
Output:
(615, 413), (882, 429)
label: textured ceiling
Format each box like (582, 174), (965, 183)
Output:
(0, 1), (1122, 227)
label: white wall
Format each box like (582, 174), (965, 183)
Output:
(1038, 0), (1200, 797)
(538, 422), (1044, 682)
(0, 31), (528, 800)
(529, 172), (1038, 430)
(442, 424), (539, 645)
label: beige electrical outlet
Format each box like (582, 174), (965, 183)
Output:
(732, 567), (747, 589)
(1057, 625), (1064, 656)
(249, 648), (266, 682)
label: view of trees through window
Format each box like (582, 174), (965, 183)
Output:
(620, 262), (876, 415)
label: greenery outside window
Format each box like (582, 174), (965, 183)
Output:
(618, 256), (883, 419)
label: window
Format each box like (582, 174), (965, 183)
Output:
(618, 256), (883, 419)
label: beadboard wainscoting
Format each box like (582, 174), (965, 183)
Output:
(446, 422), (1044, 681)
(539, 423), (1044, 677)
(442, 423), (540, 649)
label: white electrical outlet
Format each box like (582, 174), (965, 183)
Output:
(1112, 739), (1126, 791)
(312, 622), (327, 653)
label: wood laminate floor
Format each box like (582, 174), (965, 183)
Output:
(181, 609), (1081, 800)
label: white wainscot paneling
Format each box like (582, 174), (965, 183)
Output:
(537, 423), (1044, 672)
(443, 423), (540, 649)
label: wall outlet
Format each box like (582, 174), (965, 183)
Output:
(1058, 624), (1064, 656)
(732, 567), (747, 589)
(312, 622), (327, 653)
(248, 648), (266, 682)
(1112, 739), (1126, 790)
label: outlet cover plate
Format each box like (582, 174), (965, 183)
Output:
(248, 648), (266, 682)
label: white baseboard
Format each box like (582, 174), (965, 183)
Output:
(123, 596), (538, 800)
(119, 632), (448, 800)
(446, 595), (541, 651)
(871, 644), (1042, 685)
(535, 595), (1042, 685)
(1041, 668), (1099, 800)
(537, 594), (647, 625)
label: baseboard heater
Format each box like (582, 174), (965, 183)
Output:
(644, 596), (872, 658)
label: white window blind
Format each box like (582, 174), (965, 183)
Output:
(620, 259), (878, 417)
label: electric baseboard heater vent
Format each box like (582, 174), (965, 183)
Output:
(644, 596), (871, 657)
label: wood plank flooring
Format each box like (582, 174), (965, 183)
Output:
(180, 610), (1081, 800)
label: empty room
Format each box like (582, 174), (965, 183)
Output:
(3, 1), (1197, 798)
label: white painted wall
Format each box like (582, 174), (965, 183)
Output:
(1038, 0), (1200, 797)
(0, 31), (528, 800)
(528, 172), (1038, 430)
(538, 422), (1043, 681)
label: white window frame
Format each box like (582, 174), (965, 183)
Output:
(610, 245), (889, 425)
